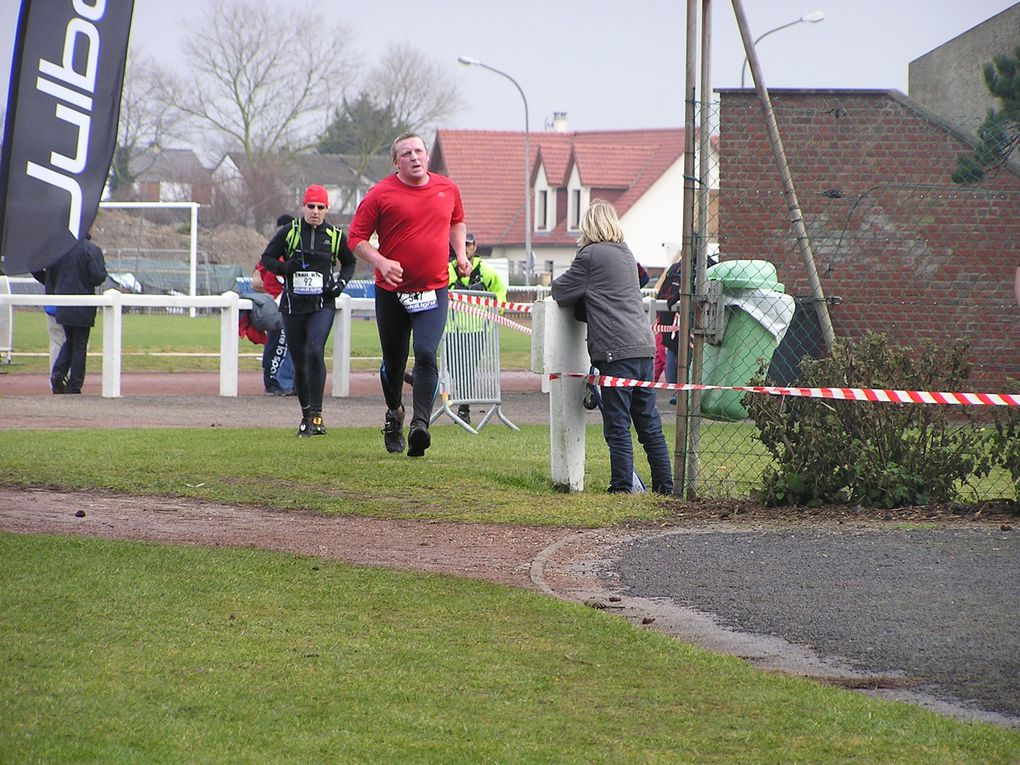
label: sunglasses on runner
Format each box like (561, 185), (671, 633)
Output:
(305, 203), (326, 211)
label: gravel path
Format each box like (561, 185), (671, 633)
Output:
(613, 525), (1020, 722)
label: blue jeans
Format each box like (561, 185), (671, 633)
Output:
(665, 346), (678, 384)
(598, 356), (674, 494)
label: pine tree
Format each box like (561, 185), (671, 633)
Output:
(317, 94), (403, 157)
(952, 46), (1020, 184)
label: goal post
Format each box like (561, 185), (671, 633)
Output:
(99, 201), (201, 317)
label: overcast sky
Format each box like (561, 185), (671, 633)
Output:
(1, 0), (1015, 138)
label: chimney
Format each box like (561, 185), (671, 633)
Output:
(552, 112), (568, 133)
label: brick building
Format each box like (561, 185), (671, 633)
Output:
(716, 89), (1019, 390)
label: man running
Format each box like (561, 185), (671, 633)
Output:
(348, 133), (470, 457)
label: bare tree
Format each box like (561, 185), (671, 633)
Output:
(109, 50), (182, 198)
(317, 44), (462, 210)
(367, 43), (463, 140)
(164, 0), (355, 226)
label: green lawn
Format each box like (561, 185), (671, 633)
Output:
(3, 533), (1017, 764)
(0, 426), (669, 526)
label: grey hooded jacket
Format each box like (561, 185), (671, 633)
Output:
(551, 241), (655, 363)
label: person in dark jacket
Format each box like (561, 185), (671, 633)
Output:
(260, 185), (356, 437)
(551, 199), (673, 495)
(33, 232), (107, 394)
(655, 259), (684, 405)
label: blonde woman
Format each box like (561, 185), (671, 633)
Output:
(551, 200), (673, 494)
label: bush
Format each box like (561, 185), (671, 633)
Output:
(748, 333), (985, 508)
(979, 403), (1020, 508)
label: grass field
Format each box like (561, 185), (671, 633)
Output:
(3, 533), (1018, 764)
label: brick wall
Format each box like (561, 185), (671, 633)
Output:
(718, 90), (1020, 391)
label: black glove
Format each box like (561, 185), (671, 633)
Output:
(323, 273), (346, 298)
(281, 257), (302, 276)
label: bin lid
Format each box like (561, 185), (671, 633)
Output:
(707, 259), (781, 291)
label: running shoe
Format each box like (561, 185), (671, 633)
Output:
(297, 416), (311, 438)
(383, 406), (405, 453)
(310, 413), (326, 435)
(457, 405), (471, 424)
(407, 426), (431, 458)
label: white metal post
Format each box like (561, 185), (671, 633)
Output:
(219, 292), (239, 396)
(189, 203), (199, 318)
(534, 297), (591, 492)
(102, 289), (122, 398)
(332, 294), (353, 397)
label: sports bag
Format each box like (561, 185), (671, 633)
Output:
(248, 292), (283, 332)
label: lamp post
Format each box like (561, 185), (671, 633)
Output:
(458, 56), (533, 286)
(740, 10), (825, 88)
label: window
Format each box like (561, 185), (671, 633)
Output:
(537, 190), (548, 230)
(569, 188), (581, 230)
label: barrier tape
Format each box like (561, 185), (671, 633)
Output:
(449, 291), (533, 314)
(449, 293), (682, 337)
(549, 372), (1020, 407)
(449, 299), (533, 335)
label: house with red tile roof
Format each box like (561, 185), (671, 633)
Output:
(430, 121), (715, 283)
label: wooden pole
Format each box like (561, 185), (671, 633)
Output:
(730, 0), (835, 350)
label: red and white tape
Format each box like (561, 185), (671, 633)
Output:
(449, 300), (532, 335)
(550, 373), (1020, 407)
(449, 291), (533, 314)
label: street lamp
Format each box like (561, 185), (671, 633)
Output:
(740, 10), (825, 88)
(458, 55), (533, 286)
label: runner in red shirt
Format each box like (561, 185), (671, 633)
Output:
(348, 132), (471, 457)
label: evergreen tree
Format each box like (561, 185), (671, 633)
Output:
(317, 93), (403, 157)
(952, 46), (1020, 184)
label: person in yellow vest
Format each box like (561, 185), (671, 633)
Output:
(446, 233), (507, 424)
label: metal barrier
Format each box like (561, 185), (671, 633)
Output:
(430, 291), (518, 434)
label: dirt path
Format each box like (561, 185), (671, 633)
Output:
(0, 485), (616, 592)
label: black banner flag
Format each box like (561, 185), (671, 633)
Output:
(0, 0), (134, 275)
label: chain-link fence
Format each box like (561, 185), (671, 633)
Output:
(671, 95), (1020, 504)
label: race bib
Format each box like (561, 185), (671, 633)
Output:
(293, 270), (323, 296)
(397, 289), (438, 314)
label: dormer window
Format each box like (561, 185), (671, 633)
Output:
(569, 189), (581, 230)
(565, 163), (588, 232)
(533, 164), (554, 232)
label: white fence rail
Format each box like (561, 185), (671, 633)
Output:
(0, 289), (373, 398)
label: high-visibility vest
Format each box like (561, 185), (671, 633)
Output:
(284, 219), (342, 265)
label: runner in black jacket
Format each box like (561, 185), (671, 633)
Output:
(260, 185), (356, 437)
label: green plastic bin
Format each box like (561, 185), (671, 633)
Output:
(700, 260), (795, 421)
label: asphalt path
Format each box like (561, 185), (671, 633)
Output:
(612, 525), (1020, 725)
